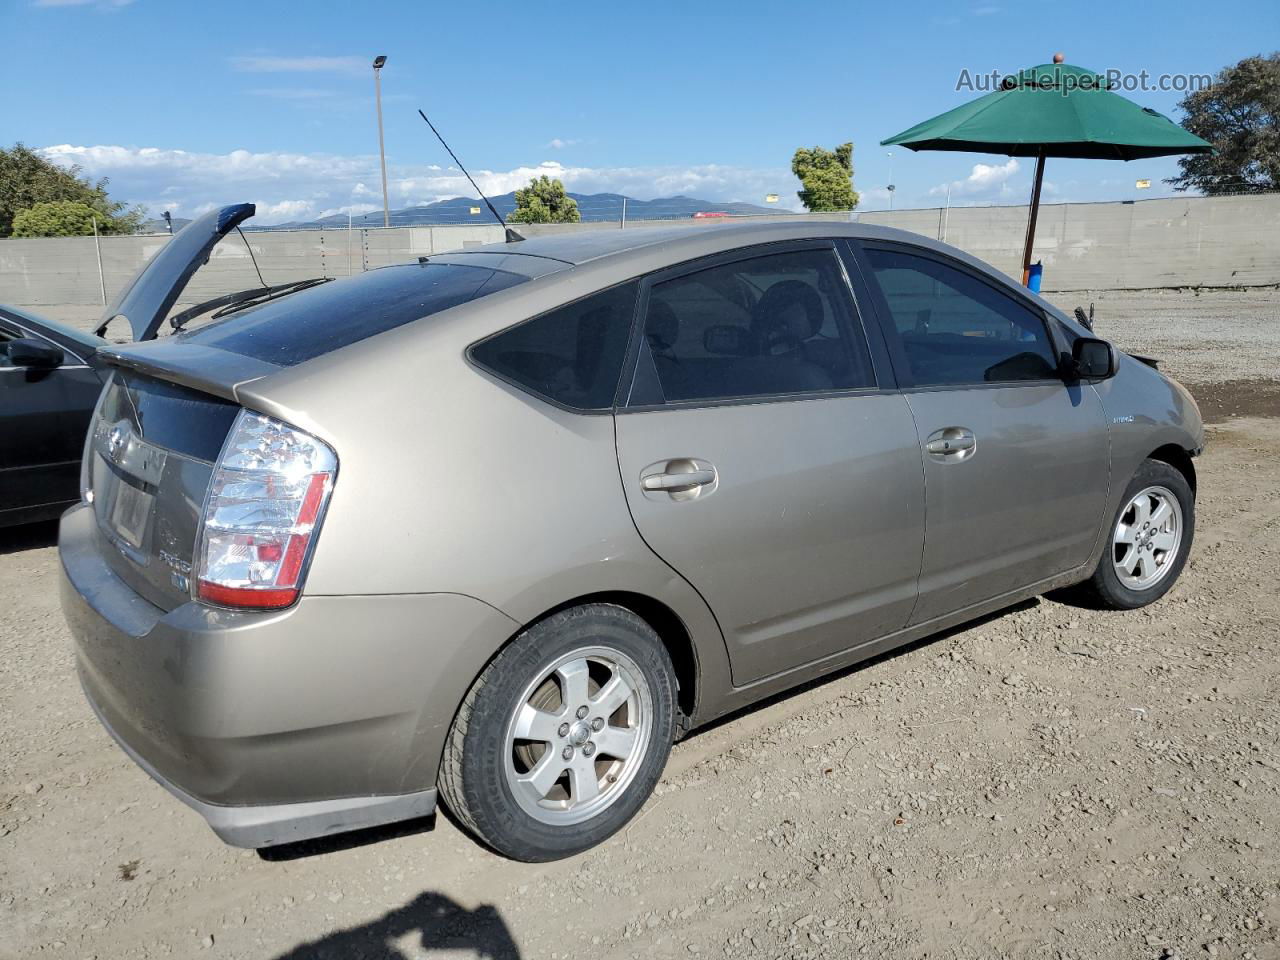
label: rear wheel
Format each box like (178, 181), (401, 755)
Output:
(439, 603), (677, 861)
(1073, 458), (1195, 609)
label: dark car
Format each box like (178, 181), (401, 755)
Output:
(0, 305), (108, 527)
(1, 203), (308, 527)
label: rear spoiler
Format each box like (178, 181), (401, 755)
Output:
(99, 341), (280, 402)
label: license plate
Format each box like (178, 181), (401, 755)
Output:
(108, 480), (153, 549)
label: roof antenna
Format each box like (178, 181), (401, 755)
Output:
(417, 108), (524, 243)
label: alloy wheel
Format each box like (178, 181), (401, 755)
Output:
(502, 646), (653, 826)
(1112, 484), (1183, 590)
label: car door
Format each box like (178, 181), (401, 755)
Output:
(613, 242), (925, 686)
(849, 240), (1109, 625)
(0, 320), (102, 519)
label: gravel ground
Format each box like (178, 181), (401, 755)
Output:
(2, 295), (1279, 960)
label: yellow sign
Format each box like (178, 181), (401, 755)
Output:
(765, 194), (779, 203)
(1135, 179), (1151, 189)
(470, 206), (482, 215)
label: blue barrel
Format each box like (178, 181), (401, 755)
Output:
(1027, 261), (1043, 293)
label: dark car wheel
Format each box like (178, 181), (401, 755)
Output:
(439, 603), (678, 862)
(1074, 458), (1195, 610)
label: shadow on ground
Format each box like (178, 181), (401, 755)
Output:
(0, 518), (58, 556)
(271, 891), (520, 959)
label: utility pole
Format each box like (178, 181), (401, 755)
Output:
(372, 55), (391, 228)
(941, 183), (951, 243)
(621, 197), (627, 230)
(91, 217), (107, 306)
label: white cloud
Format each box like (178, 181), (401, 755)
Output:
(38, 144), (800, 224)
(546, 138), (580, 150)
(256, 199), (316, 221)
(929, 157), (1021, 199)
(230, 56), (366, 75)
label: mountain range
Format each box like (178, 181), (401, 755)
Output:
(257, 192), (789, 230)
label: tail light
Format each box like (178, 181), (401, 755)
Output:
(195, 410), (337, 610)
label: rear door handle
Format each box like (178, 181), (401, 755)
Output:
(638, 458), (718, 500)
(925, 428), (977, 459)
(642, 469), (716, 491)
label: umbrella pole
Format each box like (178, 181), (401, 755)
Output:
(1021, 149), (1046, 286)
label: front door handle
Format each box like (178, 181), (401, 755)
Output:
(639, 458), (719, 501)
(925, 427), (977, 460)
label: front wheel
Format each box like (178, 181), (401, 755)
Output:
(1073, 458), (1195, 610)
(439, 603), (677, 861)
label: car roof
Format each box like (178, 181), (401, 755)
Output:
(437, 220), (1074, 322)
(446, 221), (867, 267)
(439, 220), (997, 276)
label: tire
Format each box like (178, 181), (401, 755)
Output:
(1072, 458), (1195, 610)
(439, 603), (678, 862)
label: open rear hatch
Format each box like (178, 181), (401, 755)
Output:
(97, 203), (255, 342)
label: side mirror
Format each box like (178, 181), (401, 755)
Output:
(1070, 337), (1116, 381)
(6, 337), (64, 369)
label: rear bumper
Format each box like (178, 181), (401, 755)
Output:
(81, 682), (438, 848)
(59, 503), (518, 846)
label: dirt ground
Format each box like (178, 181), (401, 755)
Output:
(2, 291), (1279, 960)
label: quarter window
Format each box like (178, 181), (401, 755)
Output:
(864, 247), (1060, 386)
(470, 282), (639, 411)
(638, 249), (874, 404)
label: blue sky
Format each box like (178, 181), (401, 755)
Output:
(4, 0), (1276, 223)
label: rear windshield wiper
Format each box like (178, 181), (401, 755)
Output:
(169, 277), (334, 332)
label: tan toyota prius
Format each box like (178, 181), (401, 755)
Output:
(60, 205), (1202, 861)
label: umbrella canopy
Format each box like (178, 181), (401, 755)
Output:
(883, 62), (1212, 160)
(881, 60), (1213, 283)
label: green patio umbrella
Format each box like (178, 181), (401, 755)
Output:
(881, 55), (1213, 285)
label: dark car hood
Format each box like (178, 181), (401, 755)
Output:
(98, 203), (255, 342)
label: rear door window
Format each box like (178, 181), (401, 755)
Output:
(469, 281), (639, 411)
(862, 246), (1059, 386)
(634, 248), (875, 404)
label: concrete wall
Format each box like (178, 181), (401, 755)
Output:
(0, 197), (1275, 315)
(855, 193), (1280, 291)
(0, 224), (506, 308)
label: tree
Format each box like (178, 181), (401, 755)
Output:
(1167, 52), (1280, 194)
(0, 143), (142, 237)
(791, 142), (859, 212)
(507, 175), (581, 224)
(11, 200), (106, 237)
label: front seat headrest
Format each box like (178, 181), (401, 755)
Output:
(646, 299), (680, 350)
(752, 280), (824, 342)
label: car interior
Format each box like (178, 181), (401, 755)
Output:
(645, 259), (874, 402)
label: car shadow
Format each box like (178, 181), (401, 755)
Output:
(682, 597), (1041, 742)
(0, 519), (59, 556)
(270, 890), (520, 959)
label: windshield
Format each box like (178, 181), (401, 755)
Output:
(180, 261), (527, 367)
(2, 305), (101, 346)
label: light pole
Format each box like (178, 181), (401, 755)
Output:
(372, 55), (390, 228)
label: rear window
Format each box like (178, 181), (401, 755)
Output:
(470, 282), (639, 411)
(181, 262), (526, 366)
(99, 370), (239, 462)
